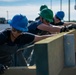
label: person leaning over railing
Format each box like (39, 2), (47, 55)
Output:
(35, 4), (48, 21)
(28, 8), (69, 35)
(26, 8), (69, 66)
(50, 11), (76, 30)
(50, 11), (65, 26)
(0, 14), (57, 74)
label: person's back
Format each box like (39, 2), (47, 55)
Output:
(28, 20), (45, 35)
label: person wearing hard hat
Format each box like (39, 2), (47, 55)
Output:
(27, 8), (69, 66)
(35, 4), (48, 21)
(0, 14), (56, 74)
(28, 4), (48, 23)
(28, 8), (68, 35)
(40, 4), (48, 11)
(50, 11), (76, 30)
(50, 11), (65, 26)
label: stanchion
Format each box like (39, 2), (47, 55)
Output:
(64, 34), (75, 67)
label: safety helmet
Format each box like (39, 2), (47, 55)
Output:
(55, 11), (65, 20)
(40, 4), (48, 11)
(9, 14), (28, 32)
(39, 8), (53, 22)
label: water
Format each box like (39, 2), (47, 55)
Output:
(0, 24), (10, 31)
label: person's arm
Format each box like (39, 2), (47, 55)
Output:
(22, 32), (56, 44)
(63, 22), (76, 26)
(33, 34), (56, 42)
(37, 24), (61, 34)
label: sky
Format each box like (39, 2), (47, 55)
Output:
(0, 0), (76, 21)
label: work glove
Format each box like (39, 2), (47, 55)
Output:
(0, 64), (8, 74)
(66, 24), (76, 30)
(72, 24), (76, 29)
(60, 26), (69, 33)
(66, 25), (74, 30)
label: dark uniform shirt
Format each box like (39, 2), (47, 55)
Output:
(28, 20), (49, 35)
(0, 29), (35, 45)
(0, 28), (35, 66)
(50, 19), (64, 26)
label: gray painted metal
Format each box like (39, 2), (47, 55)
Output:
(64, 34), (75, 67)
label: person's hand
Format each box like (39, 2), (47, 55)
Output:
(65, 24), (76, 30)
(60, 26), (69, 32)
(0, 64), (8, 74)
(72, 24), (76, 29)
(66, 24), (75, 30)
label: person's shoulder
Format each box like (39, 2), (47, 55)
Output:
(55, 21), (64, 26)
(3, 28), (11, 33)
(59, 21), (64, 25)
(5, 28), (11, 31)
(28, 21), (39, 30)
(0, 28), (11, 36)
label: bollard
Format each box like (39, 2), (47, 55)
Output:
(64, 34), (75, 67)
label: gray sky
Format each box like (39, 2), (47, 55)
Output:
(0, 0), (76, 21)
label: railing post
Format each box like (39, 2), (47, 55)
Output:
(64, 34), (75, 67)
(35, 44), (49, 75)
